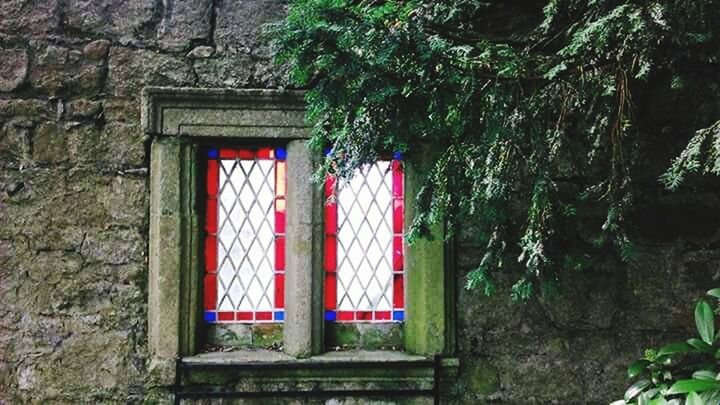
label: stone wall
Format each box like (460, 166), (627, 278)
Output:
(1, 1), (719, 404)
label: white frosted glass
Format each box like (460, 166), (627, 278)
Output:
(336, 161), (394, 312)
(216, 158), (276, 313)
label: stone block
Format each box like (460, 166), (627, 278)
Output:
(66, 122), (146, 168)
(82, 39), (111, 61)
(193, 51), (255, 88)
(157, 0), (213, 52)
(97, 176), (148, 228)
(214, 0), (287, 54)
(65, 99), (102, 120)
(29, 44), (104, 97)
(0, 48), (28, 92)
(0, 120), (31, 167)
(80, 228), (145, 265)
(0, 99), (51, 121)
(32, 122), (67, 164)
(102, 98), (140, 124)
(187, 45), (215, 59)
(107, 47), (193, 97)
(0, 0), (60, 38)
(194, 49), (291, 89)
(63, 0), (158, 41)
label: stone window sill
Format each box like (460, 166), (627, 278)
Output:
(178, 350), (458, 388)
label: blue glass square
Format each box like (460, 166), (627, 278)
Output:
(393, 151), (404, 160)
(325, 310), (336, 321)
(392, 310), (404, 321)
(204, 311), (217, 322)
(323, 147), (333, 157)
(208, 149), (219, 158)
(274, 311), (284, 321)
(275, 147), (287, 161)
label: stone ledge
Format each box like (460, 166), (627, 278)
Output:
(184, 349), (430, 364)
(141, 86), (309, 138)
(179, 350), (458, 385)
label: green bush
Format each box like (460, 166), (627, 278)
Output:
(614, 289), (720, 405)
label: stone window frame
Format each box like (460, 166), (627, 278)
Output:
(142, 87), (457, 383)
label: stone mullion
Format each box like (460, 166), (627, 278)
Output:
(284, 140), (323, 357)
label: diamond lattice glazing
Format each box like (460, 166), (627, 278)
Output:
(336, 161), (394, 312)
(216, 158), (276, 313)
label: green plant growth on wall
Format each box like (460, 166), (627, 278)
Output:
(614, 288), (720, 405)
(272, 0), (720, 299)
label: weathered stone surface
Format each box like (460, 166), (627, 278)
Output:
(0, 0), (59, 37)
(82, 39), (111, 61)
(157, 0), (213, 51)
(186, 45), (215, 59)
(206, 324), (252, 347)
(66, 99), (102, 120)
(0, 99), (51, 121)
(0, 120), (31, 167)
(194, 49), (291, 88)
(63, 0), (158, 41)
(32, 123), (67, 164)
(107, 47), (193, 97)
(214, 0), (287, 54)
(66, 122), (146, 168)
(29, 44), (104, 97)
(0, 48), (28, 92)
(80, 228), (144, 265)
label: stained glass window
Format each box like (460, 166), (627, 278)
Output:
(324, 154), (404, 322)
(204, 147), (286, 323)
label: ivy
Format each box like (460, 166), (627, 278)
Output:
(272, 0), (720, 299)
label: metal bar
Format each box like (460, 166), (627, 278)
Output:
(180, 359), (435, 370)
(433, 355), (441, 405)
(176, 388), (434, 399)
(173, 357), (182, 405)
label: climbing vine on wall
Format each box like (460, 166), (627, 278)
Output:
(273, 0), (720, 299)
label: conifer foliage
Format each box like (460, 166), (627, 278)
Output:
(273, 0), (720, 299)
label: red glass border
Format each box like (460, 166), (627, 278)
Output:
(205, 147), (286, 323)
(323, 159), (405, 322)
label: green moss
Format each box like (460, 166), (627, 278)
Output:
(252, 324), (283, 348)
(326, 323), (360, 348)
(466, 362), (500, 396)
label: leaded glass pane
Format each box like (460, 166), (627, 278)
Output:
(336, 161), (394, 312)
(204, 148), (285, 323)
(209, 153), (279, 320)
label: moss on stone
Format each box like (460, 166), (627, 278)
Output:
(252, 324), (283, 348)
(466, 362), (500, 396)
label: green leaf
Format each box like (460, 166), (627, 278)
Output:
(657, 342), (691, 357)
(667, 379), (720, 395)
(686, 391), (706, 405)
(707, 288), (720, 299)
(648, 398), (668, 405)
(695, 300), (715, 345)
(628, 360), (651, 378)
(609, 401), (627, 405)
(688, 338), (713, 354)
(625, 379), (652, 402)
(692, 370), (718, 381)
